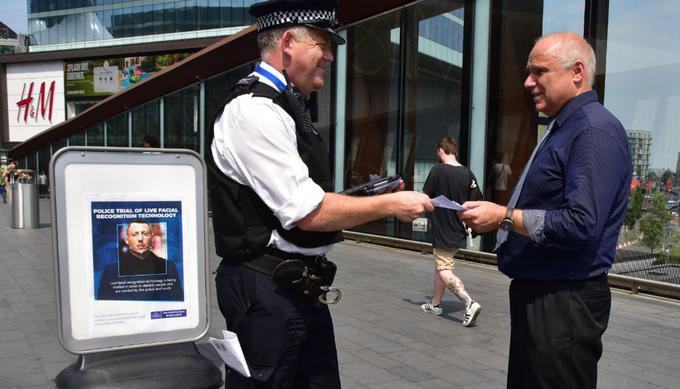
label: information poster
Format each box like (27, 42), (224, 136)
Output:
(91, 201), (184, 303)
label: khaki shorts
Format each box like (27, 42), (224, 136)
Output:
(433, 247), (459, 271)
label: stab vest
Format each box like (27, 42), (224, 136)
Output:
(206, 76), (343, 263)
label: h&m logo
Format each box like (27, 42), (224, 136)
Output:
(16, 80), (56, 124)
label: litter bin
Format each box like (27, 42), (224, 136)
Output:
(10, 169), (39, 229)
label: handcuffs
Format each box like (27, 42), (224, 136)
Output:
(271, 258), (342, 305)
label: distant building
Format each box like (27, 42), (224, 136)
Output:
(627, 129), (652, 179)
(0, 21), (20, 54)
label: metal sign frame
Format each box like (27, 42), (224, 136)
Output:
(50, 147), (210, 354)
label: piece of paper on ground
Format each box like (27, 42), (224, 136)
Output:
(208, 330), (251, 377)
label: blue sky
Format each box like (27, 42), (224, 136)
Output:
(0, 2), (28, 34)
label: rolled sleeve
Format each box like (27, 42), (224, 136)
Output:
(523, 209), (546, 245)
(274, 179), (325, 230)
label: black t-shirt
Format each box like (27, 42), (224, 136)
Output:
(423, 163), (482, 249)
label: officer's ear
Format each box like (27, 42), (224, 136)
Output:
(281, 29), (297, 52)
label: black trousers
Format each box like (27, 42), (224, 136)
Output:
(215, 263), (340, 389)
(507, 274), (611, 389)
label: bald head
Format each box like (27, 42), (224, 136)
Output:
(524, 32), (596, 117)
(533, 32), (596, 88)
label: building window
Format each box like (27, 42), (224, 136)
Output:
(164, 85), (200, 151)
(131, 100), (160, 148)
(343, 0), (469, 240)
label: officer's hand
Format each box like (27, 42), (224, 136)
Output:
(385, 178), (405, 193)
(389, 191), (433, 222)
(458, 201), (505, 233)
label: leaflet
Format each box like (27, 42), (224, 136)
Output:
(431, 195), (468, 211)
(208, 330), (251, 377)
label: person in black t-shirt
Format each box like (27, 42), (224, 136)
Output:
(421, 137), (482, 327)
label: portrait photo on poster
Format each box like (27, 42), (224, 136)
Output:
(91, 200), (184, 302)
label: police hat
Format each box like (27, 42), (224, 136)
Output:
(250, 0), (346, 45)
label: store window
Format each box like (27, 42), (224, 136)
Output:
(344, 1), (469, 239)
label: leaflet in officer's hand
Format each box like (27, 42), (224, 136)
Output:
(208, 330), (251, 377)
(431, 195), (468, 211)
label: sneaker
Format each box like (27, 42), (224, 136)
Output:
(420, 303), (443, 315)
(463, 301), (481, 327)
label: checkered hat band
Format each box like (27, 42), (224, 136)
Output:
(256, 9), (335, 30)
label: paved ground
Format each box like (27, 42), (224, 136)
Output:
(1, 198), (680, 388)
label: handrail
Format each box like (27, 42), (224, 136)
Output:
(342, 230), (680, 300)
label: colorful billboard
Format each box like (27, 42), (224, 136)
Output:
(64, 54), (190, 97)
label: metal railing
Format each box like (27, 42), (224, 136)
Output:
(342, 231), (680, 300)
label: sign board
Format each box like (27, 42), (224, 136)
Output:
(6, 62), (66, 142)
(50, 147), (209, 353)
(64, 54), (190, 97)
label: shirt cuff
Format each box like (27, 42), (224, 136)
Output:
(274, 179), (325, 230)
(523, 209), (546, 245)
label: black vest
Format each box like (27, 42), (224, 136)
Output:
(206, 76), (343, 263)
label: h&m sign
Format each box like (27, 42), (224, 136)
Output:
(6, 62), (65, 142)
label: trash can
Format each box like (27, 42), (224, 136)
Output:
(10, 169), (39, 229)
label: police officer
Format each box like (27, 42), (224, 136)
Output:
(208, 1), (433, 387)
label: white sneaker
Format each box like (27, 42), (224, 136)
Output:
(463, 301), (481, 327)
(420, 303), (443, 315)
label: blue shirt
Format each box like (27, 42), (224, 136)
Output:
(498, 91), (632, 281)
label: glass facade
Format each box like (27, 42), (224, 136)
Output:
(17, 0), (680, 279)
(344, 0), (468, 239)
(28, 0), (256, 47)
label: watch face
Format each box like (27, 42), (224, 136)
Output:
(500, 219), (513, 232)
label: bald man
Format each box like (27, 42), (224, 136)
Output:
(459, 32), (631, 388)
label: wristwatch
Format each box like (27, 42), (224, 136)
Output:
(500, 207), (514, 231)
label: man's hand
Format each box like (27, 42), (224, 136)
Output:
(388, 191), (434, 222)
(458, 201), (506, 233)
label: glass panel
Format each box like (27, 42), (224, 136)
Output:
(68, 131), (86, 146)
(87, 123), (105, 146)
(38, 146), (50, 177)
(164, 2), (176, 34)
(400, 0), (467, 241)
(106, 112), (128, 147)
(542, 0), (584, 35)
(164, 85), (200, 151)
(26, 152), (38, 172)
(344, 10), (401, 236)
(204, 62), (254, 138)
(143, 5), (154, 36)
(605, 1), (680, 263)
(131, 100), (160, 147)
(220, 0), (232, 27)
(133, 6), (144, 37)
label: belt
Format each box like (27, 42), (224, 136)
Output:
(242, 247), (326, 275)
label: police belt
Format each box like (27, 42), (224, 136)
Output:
(243, 247), (325, 274)
(243, 247), (341, 305)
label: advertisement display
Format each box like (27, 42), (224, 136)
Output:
(64, 54), (190, 97)
(50, 148), (209, 353)
(6, 62), (66, 142)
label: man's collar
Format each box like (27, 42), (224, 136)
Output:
(254, 62), (287, 92)
(552, 90), (598, 128)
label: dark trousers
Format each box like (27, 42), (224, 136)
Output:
(215, 263), (340, 389)
(507, 274), (611, 389)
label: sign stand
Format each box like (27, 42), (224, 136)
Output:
(50, 147), (222, 388)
